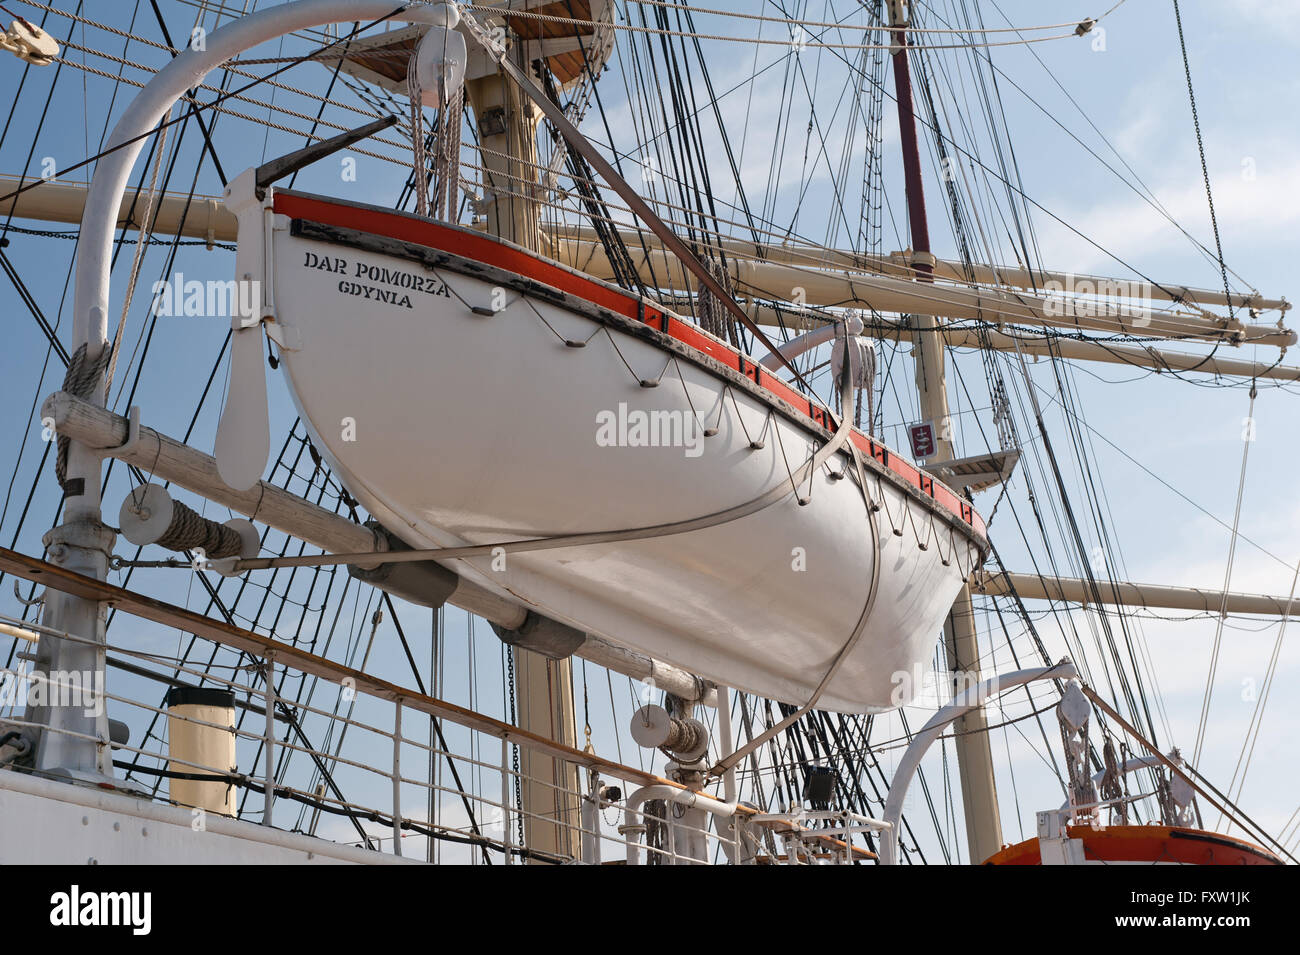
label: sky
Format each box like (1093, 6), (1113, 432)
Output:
(940, 0), (1300, 854)
(0, 0), (1297, 863)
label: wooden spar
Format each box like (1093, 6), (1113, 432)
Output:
(976, 571), (1300, 617)
(3, 172), (1290, 348)
(738, 302), (1300, 384)
(7, 165), (1292, 378)
(38, 390), (713, 704)
(0, 173), (235, 246)
(5, 174), (1285, 318)
(545, 225), (1291, 315)
(557, 238), (1293, 347)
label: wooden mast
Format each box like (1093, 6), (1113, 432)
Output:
(455, 3), (613, 862)
(886, 0), (1003, 863)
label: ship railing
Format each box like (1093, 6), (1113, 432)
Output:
(1, 614), (849, 865)
(744, 809), (890, 865)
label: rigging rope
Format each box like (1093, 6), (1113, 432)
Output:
(105, 113), (169, 399)
(405, 55), (429, 218)
(1192, 385), (1256, 765)
(1219, 556), (1299, 827)
(452, 3), (1089, 50)
(616, 0), (1097, 35)
(53, 341), (110, 492)
(431, 90), (462, 220)
(0, 11), (408, 208)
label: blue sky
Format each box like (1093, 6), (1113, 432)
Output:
(0, 0), (1296, 861)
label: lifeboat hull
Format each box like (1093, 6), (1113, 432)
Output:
(251, 191), (987, 712)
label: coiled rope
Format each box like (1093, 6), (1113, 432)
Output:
(54, 342), (111, 492)
(151, 497), (244, 559)
(120, 484), (246, 559)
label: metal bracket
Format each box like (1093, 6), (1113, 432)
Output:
(13, 580), (43, 606)
(103, 405), (143, 456)
(264, 320), (303, 352)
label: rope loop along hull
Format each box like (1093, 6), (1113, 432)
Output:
(250, 190), (987, 712)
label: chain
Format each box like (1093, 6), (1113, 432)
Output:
(1171, 0), (1236, 325)
(506, 646), (525, 848)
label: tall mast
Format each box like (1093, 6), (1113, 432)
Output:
(465, 66), (543, 249)
(460, 16), (580, 860)
(886, 0), (1003, 862)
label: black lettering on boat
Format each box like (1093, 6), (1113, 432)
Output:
(303, 250), (347, 273)
(336, 279), (413, 309)
(352, 259), (448, 298)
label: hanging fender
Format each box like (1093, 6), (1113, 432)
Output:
(214, 167), (274, 492)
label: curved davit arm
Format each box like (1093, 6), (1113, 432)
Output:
(878, 661), (1078, 865)
(68, 1), (451, 509)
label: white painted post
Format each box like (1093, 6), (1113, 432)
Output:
(262, 654), (276, 827)
(501, 735), (512, 865)
(392, 699), (403, 856)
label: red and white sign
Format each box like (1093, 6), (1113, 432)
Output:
(908, 421), (937, 460)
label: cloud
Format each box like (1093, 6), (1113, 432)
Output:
(1032, 158), (1300, 276)
(1226, 1), (1300, 40)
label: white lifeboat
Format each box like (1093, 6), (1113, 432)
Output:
(219, 179), (988, 713)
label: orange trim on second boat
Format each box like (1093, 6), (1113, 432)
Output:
(983, 825), (1283, 866)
